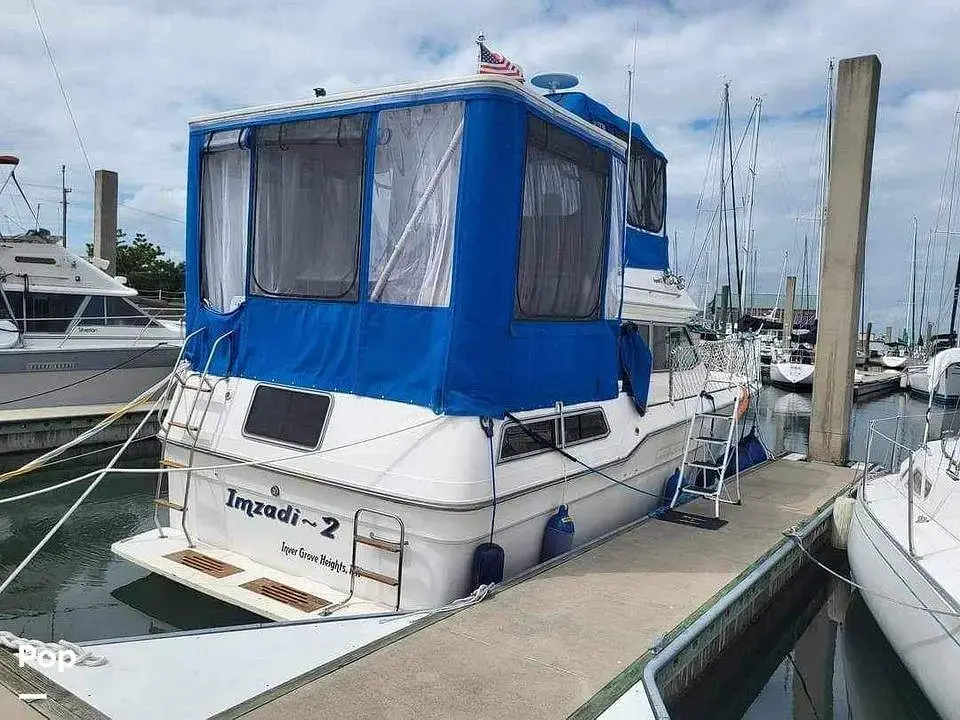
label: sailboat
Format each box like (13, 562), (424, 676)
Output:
(849, 352), (960, 720)
(908, 111), (960, 403)
(769, 62), (834, 392)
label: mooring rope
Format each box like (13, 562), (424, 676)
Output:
(785, 530), (960, 618)
(0, 631), (107, 668)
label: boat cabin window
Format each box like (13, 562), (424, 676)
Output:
(201, 129), (250, 313)
(243, 385), (331, 449)
(79, 296), (157, 327)
(252, 115), (368, 300)
(499, 408), (609, 462)
(14, 255), (57, 265)
(0, 291), (83, 333)
(627, 146), (666, 234)
(515, 116), (610, 321)
(370, 102), (463, 306)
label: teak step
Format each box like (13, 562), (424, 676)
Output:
(168, 420), (199, 432)
(164, 549), (241, 578)
(699, 412), (734, 420)
(694, 435), (729, 445)
(356, 535), (402, 552)
(241, 578), (329, 613)
(154, 498), (184, 511)
(354, 566), (400, 587)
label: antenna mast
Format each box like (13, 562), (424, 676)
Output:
(617, 22), (639, 320)
(60, 164), (70, 248)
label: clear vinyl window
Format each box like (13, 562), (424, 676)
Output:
(627, 145), (666, 234)
(200, 129), (250, 313)
(252, 115), (368, 300)
(370, 102), (464, 306)
(515, 116), (610, 321)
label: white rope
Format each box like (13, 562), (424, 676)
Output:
(0, 631), (107, 668)
(430, 583), (494, 614)
(0, 373), (171, 484)
(0, 416), (445, 508)
(785, 531), (960, 618)
(0, 390), (166, 598)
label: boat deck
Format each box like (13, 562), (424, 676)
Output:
(234, 458), (855, 720)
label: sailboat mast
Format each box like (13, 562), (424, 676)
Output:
(920, 229), (932, 346)
(910, 216), (918, 345)
(724, 84), (742, 323)
(815, 60), (834, 320)
(742, 97), (762, 315)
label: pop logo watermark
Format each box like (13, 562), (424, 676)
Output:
(18, 645), (77, 672)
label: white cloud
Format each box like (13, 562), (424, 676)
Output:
(2, 0), (959, 331)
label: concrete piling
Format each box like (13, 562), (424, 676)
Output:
(93, 170), (118, 276)
(810, 55), (881, 465)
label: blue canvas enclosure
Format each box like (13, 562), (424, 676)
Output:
(183, 78), (667, 418)
(547, 92), (669, 271)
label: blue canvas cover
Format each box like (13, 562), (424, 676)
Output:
(618, 323), (653, 413)
(183, 82), (653, 419)
(547, 92), (668, 272)
(545, 92), (664, 159)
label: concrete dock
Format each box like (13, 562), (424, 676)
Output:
(0, 404), (160, 468)
(221, 458), (854, 720)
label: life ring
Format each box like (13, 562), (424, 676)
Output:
(735, 387), (750, 420)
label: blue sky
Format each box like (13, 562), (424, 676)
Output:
(2, 0), (960, 333)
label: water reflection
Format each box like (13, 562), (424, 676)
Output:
(741, 587), (939, 720)
(755, 385), (960, 462)
(0, 456), (260, 643)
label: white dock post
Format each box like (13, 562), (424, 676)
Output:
(810, 55), (881, 465)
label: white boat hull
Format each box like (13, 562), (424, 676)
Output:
(768, 361), (814, 390)
(114, 375), (740, 618)
(848, 489), (960, 720)
(907, 365), (960, 403)
(0, 345), (180, 410)
(880, 355), (907, 370)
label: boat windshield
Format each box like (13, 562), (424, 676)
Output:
(0, 291), (160, 333)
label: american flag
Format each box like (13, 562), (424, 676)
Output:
(478, 42), (524, 82)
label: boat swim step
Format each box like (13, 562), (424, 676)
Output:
(164, 549), (242, 578)
(355, 535), (402, 552)
(154, 498), (184, 512)
(241, 577), (330, 613)
(354, 566), (400, 587)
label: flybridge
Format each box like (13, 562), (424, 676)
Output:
(184, 76), (668, 417)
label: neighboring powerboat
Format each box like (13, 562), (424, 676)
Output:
(0, 231), (182, 411)
(848, 348), (960, 720)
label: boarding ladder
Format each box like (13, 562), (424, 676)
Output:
(669, 336), (758, 518)
(153, 330), (233, 547)
(322, 509), (405, 615)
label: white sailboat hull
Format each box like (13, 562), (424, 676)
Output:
(907, 365), (960, 403)
(848, 477), (960, 720)
(768, 361), (815, 390)
(880, 355), (907, 370)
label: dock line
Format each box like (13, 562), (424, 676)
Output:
(785, 526), (960, 618)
